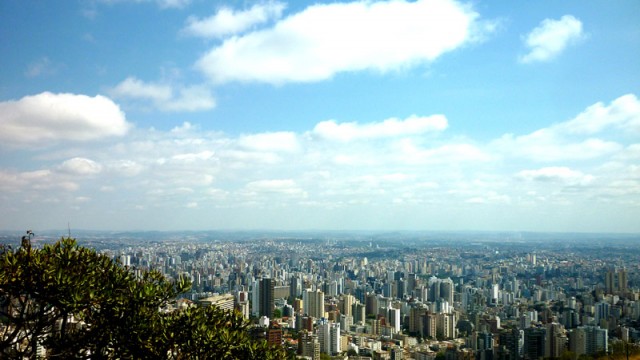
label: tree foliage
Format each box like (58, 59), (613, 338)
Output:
(0, 236), (286, 359)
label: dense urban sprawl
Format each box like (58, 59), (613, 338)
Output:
(4, 231), (640, 359)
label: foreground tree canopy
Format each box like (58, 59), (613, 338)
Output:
(0, 235), (287, 359)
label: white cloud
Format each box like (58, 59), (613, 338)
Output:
(108, 160), (145, 177)
(493, 95), (637, 162)
(111, 77), (172, 102)
(238, 132), (299, 152)
(163, 85), (217, 112)
(0, 169), (79, 193)
(196, 0), (488, 84)
(312, 115), (448, 142)
(59, 158), (103, 176)
(2, 94), (638, 231)
(396, 139), (490, 164)
(0, 92), (130, 147)
(495, 132), (621, 162)
(183, 2), (286, 38)
(520, 15), (583, 63)
(171, 150), (215, 162)
(110, 77), (216, 112)
(516, 167), (594, 185)
(559, 94), (640, 134)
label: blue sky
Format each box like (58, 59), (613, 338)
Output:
(1, 0), (639, 232)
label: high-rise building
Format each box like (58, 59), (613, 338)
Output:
(251, 278), (260, 317)
(340, 314), (353, 330)
(429, 277), (440, 302)
(618, 269), (628, 292)
(293, 298), (304, 315)
(366, 293), (378, 316)
(407, 273), (417, 295)
(523, 327), (546, 360)
(299, 331), (320, 360)
(330, 322), (341, 355)
(260, 278), (275, 318)
(475, 331), (493, 351)
(389, 307), (401, 333)
(583, 326), (608, 355)
(437, 312), (457, 339)
(545, 322), (567, 359)
(498, 327), (522, 360)
(353, 301), (366, 324)
(605, 270), (616, 294)
(569, 328), (587, 357)
(440, 278), (455, 305)
(317, 319), (330, 354)
(409, 305), (428, 334)
(595, 301), (610, 326)
(605, 269), (628, 294)
(304, 289), (325, 319)
(340, 294), (354, 317)
(421, 313), (437, 339)
(397, 279), (405, 299)
(290, 276), (301, 299)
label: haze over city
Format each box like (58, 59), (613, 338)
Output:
(1, 0), (639, 232)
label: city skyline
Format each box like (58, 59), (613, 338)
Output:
(1, 0), (639, 232)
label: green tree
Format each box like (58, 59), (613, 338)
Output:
(273, 308), (282, 319)
(0, 235), (285, 359)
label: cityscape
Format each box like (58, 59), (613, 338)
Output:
(1, 0), (639, 358)
(2, 230), (638, 359)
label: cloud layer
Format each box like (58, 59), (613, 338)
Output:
(2, 94), (638, 231)
(196, 0), (488, 84)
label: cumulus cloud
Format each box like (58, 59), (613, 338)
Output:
(59, 157), (103, 176)
(559, 94), (640, 134)
(110, 77), (216, 112)
(312, 115), (448, 142)
(183, 2), (286, 38)
(0, 92), (130, 147)
(196, 0), (488, 84)
(520, 15), (583, 63)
